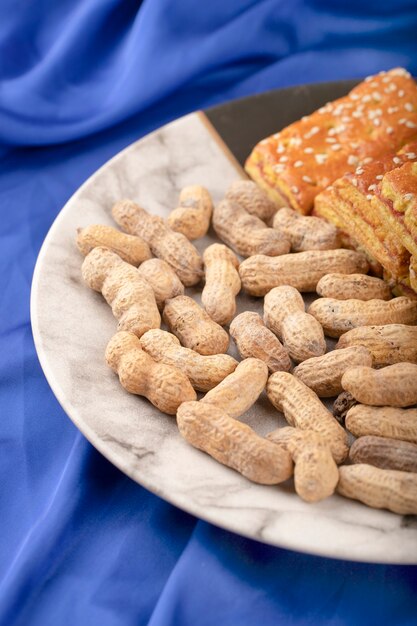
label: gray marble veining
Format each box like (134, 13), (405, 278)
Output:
(31, 112), (417, 564)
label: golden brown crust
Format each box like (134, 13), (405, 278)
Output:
(410, 256), (417, 292)
(379, 160), (417, 258)
(314, 142), (417, 281)
(246, 69), (417, 215)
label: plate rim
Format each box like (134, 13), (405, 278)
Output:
(30, 80), (417, 564)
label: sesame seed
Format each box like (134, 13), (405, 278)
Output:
(406, 152), (417, 159)
(318, 107), (327, 114)
(315, 154), (328, 165)
(291, 186), (299, 194)
(334, 124), (346, 133)
(302, 116), (309, 121)
(405, 103), (414, 112)
(350, 93), (360, 100)
(294, 160), (303, 168)
(373, 118), (381, 126)
(390, 68), (411, 77)
(290, 137), (303, 147)
(356, 168), (364, 175)
(274, 164), (285, 173)
(304, 126), (320, 139)
(387, 127), (394, 134)
(366, 194), (373, 200)
(363, 157), (373, 164)
(376, 174), (383, 180)
(302, 175), (313, 184)
(399, 118), (407, 124)
(260, 139), (269, 145)
(406, 121), (417, 128)
(325, 137), (337, 143)
(350, 142), (360, 149)
(328, 128), (337, 136)
(393, 157), (402, 164)
(273, 133), (281, 139)
(348, 155), (358, 165)
(364, 76), (373, 82)
(279, 156), (288, 163)
(351, 178), (358, 187)
(382, 76), (390, 83)
(404, 193), (415, 200)
(304, 147), (314, 154)
(352, 111), (362, 119)
(372, 92), (382, 101)
(331, 144), (342, 151)
(277, 144), (285, 153)
(387, 106), (399, 114)
(332, 106), (344, 116)
(368, 184), (377, 191)
(362, 95), (372, 103)
(398, 90), (405, 97)
(341, 116), (351, 123)
(370, 82), (378, 88)
(369, 108), (383, 119)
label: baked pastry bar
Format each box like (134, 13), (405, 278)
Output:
(410, 256), (417, 292)
(245, 68), (417, 214)
(379, 160), (417, 258)
(314, 143), (417, 286)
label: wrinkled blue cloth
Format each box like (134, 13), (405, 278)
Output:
(1, 1), (417, 624)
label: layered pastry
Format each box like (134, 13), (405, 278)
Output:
(379, 160), (417, 293)
(410, 256), (417, 292)
(379, 160), (417, 259)
(314, 143), (417, 292)
(245, 68), (417, 215)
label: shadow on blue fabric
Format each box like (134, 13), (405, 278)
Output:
(1, 1), (417, 625)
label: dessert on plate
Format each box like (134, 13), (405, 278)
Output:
(245, 68), (417, 216)
(245, 67), (417, 294)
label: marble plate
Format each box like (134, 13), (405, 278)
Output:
(31, 81), (417, 564)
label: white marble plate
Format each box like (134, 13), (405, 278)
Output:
(31, 90), (417, 563)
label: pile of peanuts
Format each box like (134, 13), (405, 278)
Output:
(77, 180), (417, 515)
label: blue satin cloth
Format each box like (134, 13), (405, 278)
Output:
(1, 2), (417, 624)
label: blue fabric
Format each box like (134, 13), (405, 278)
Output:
(1, 1), (417, 624)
